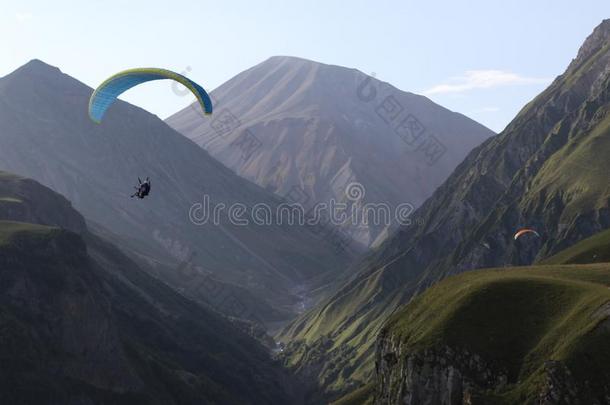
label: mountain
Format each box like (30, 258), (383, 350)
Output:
(278, 20), (610, 398)
(0, 171), (300, 404)
(331, 384), (374, 405)
(166, 56), (493, 247)
(542, 227), (610, 265)
(375, 262), (610, 404)
(0, 59), (355, 324)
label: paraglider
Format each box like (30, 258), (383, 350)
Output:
(88, 68), (213, 124)
(89, 68), (212, 200)
(513, 228), (540, 241)
(132, 177), (151, 199)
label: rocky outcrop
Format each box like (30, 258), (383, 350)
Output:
(373, 340), (610, 405)
(538, 361), (582, 405)
(374, 332), (507, 405)
(373, 304), (610, 405)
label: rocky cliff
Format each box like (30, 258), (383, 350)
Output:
(375, 341), (506, 405)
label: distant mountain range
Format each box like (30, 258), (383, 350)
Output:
(0, 60), (355, 324)
(278, 19), (610, 400)
(167, 56), (493, 247)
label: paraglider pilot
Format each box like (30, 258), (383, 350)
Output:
(132, 177), (151, 199)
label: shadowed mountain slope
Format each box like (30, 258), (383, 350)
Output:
(0, 60), (355, 323)
(0, 171), (302, 404)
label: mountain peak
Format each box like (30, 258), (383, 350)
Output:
(7, 59), (63, 81)
(265, 55), (320, 64)
(167, 53), (494, 247)
(596, 18), (610, 34)
(569, 19), (610, 71)
(582, 18), (610, 50)
(261, 55), (356, 74)
(19, 58), (60, 72)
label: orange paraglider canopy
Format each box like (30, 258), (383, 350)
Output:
(514, 228), (540, 240)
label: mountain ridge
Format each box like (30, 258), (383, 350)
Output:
(277, 19), (610, 399)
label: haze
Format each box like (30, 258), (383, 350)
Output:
(2, 0), (607, 131)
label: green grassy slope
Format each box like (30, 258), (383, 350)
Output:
(0, 220), (59, 243)
(382, 264), (610, 404)
(279, 260), (409, 396)
(542, 228), (610, 265)
(330, 383), (374, 405)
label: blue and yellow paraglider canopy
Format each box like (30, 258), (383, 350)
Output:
(88, 68), (213, 123)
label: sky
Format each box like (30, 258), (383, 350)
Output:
(2, 0), (608, 132)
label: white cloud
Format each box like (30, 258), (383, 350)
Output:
(15, 12), (33, 23)
(424, 70), (551, 95)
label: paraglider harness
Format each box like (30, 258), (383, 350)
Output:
(132, 177), (151, 199)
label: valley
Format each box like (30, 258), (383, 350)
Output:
(0, 7), (609, 405)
